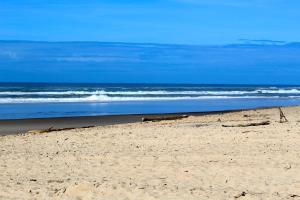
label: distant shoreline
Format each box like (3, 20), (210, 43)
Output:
(1, 105), (298, 136)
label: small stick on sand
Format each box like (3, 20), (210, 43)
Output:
(28, 126), (95, 134)
(279, 107), (288, 123)
(222, 121), (270, 128)
(142, 115), (188, 122)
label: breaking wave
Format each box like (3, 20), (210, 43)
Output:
(0, 88), (300, 96)
(0, 85), (299, 104)
(0, 94), (294, 104)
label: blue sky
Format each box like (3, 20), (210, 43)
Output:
(1, 41), (300, 84)
(1, 1), (300, 84)
(1, 0), (300, 44)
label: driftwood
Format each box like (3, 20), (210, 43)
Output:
(28, 126), (95, 134)
(142, 115), (188, 122)
(279, 107), (288, 123)
(222, 121), (270, 128)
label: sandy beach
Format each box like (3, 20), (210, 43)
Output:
(1, 106), (300, 199)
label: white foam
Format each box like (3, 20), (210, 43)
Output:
(1, 88), (300, 96)
(0, 94), (291, 104)
(256, 89), (300, 94)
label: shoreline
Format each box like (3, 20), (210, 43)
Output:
(0, 104), (297, 136)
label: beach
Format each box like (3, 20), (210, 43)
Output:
(1, 106), (300, 199)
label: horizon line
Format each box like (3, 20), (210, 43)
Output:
(0, 81), (299, 87)
(0, 39), (298, 47)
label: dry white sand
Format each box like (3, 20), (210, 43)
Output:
(1, 106), (300, 200)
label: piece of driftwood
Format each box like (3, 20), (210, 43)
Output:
(222, 121), (270, 128)
(279, 107), (288, 123)
(28, 126), (95, 134)
(142, 115), (188, 122)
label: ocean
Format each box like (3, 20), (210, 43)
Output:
(0, 82), (300, 120)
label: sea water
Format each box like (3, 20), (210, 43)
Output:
(0, 82), (300, 119)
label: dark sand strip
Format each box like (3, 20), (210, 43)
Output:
(0, 112), (223, 136)
(0, 106), (292, 136)
(0, 114), (146, 136)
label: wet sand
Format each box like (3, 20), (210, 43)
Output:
(0, 110), (251, 136)
(1, 106), (300, 199)
(0, 106), (287, 136)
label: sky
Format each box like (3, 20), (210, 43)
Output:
(1, 41), (300, 84)
(1, 0), (300, 44)
(0, 0), (300, 85)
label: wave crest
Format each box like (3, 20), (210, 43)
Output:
(0, 88), (300, 96)
(0, 94), (295, 104)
